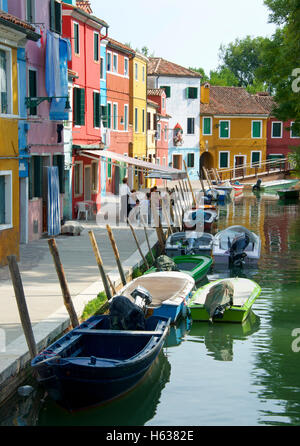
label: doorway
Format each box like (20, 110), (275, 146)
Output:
(84, 166), (91, 200)
(234, 155), (246, 179)
(200, 152), (214, 179)
(173, 154), (182, 170)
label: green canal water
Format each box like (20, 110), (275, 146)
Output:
(1, 191), (300, 426)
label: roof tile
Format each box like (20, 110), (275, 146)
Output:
(148, 57), (201, 78)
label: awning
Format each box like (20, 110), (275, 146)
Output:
(79, 149), (187, 180)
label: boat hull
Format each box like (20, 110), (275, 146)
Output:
(261, 179), (299, 193)
(277, 189), (299, 199)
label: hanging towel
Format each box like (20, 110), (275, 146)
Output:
(47, 166), (61, 236)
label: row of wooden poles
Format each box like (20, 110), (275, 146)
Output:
(6, 160), (199, 361)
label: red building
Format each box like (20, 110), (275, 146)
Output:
(105, 38), (135, 195)
(147, 88), (171, 185)
(253, 92), (300, 161)
(62, 1), (108, 218)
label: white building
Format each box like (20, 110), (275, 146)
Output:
(147, 58), (201, 180)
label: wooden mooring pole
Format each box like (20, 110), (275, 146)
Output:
(106, 224), (127, 286)
(48, 238), (79, 328)
(7, 255), (37, 360)
(127, 220), (150, 270)
(183, 160), (197, 207)
(88, 230), (112, 301)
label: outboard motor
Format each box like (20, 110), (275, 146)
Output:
(228, 233), (250, 267)
(252, 179), (262, 192)
(130, 286), (152, 312)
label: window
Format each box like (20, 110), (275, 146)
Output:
(135, 63), (138, 80)
(219, 121), (230, 138)
(53, 154), (65, 193)
(142, 66), (145, 82)
(187, 118), (195, 135)
(164, 126), (168, 141)
(0, 171), (12, 230)
(147, 112), (151, 130)
(93, 92), (100, 128)
(50, 0), (62, 35)
(113, 103), (118, 130)
(142, 109), (145, 133)
(26, 0), (35, 23)
(73, 87), (85, 126)
(203, 117), (212, 135)
(100, 57), (104, 79)
(161, 86), (171, 98)
(156, 157), (160, 165)
(91, 162), (98, 192)
(124, 57), (129, 76)
(107, 158), (112, 179)
(187, 153), (195, 168)
(251, 151), (261, 168)
(94, 33), (99, 62)
(107, 51), (111, 71)
(0, 48), (11, 115)
(134, 107), (138, 132)
(219, 151), (229, 168)
(113, 54), (118, 73)
(162, 97), (165, 109)
(28, 156), (43, 199)
(291, 122), (300, 138)
(124, 104), (128, 131)
(28, 69), (37, 116)
(252, 120), (262, 138)
(272, 122), (282, 138)
(74, 23), (79, 55)
(163, 157), (166, 166)
(186, 87), (198, 99)
(74, 162), (83, 196)
(157, 123), (161, 140)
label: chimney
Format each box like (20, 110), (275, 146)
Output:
(201, 82), (210, 105)
(76, 1), (93, 14)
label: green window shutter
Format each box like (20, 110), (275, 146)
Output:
(107, 103), (111, 129)
(28, 70), (37, 116)
(0, 176), (5, 224)
(220, 121), (229, 138)
(107, 158), (112, 178)
(101, 105), (107, 128)
(220, 152), (229, 168)
(74, 88), (85, 126)
(251, 151), (260, 166)
(93, 92), (100, 128)
(79, 88), (85, 126)
(187, 153), (195, 168)
(53, 155), (65, 194)
(28, 158), (33, 199)
(291, 122), (300, 137)
(203, 117), (211, 135)
(94, 33), (99, 61)
(186, 87), (198, 99)
(252, 121), (261, 138)
(50, 0), (61, 34)
(161, 86), (171, 98)
(272, 122), (282, 137)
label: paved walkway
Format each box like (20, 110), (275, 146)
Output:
(0, 221), (156, 346)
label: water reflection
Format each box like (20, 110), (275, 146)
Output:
(37, 351), (171, 426)
(188, 311), (260, 362)
(165, 317), (192, 348)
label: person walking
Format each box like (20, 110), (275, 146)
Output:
(120, 178), (132, 222)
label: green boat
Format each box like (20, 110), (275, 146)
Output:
(277, 189), (299, 200)
(260, 179), (299, 193)
(145, 255), (213, 283)
(188, 277), (261, 323)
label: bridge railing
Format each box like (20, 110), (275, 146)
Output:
(208, 157), (291, 182)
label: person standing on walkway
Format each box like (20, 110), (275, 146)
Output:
(120, 178), (132, 222)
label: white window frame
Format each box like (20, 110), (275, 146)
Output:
(187, 117), (195, 135)
(271, 121), (283, 138)
(0, 170), (13, 231)
(251, 150), (262, 168)
(106, 101), (112, 129)
(113, 102), (118, 130)
(234, 155), (247, 178)
(219, 120), (230, 139)
(202, 116), (212, 136)
(290, 121), (300, 139)
(134, 107), (138, 133)
(0, 46), (13, 117)
(187, 152), (195, 168)
(251, 120), (262, 139)
(106, 51), (112, 72)
(93, 32), (99, 62)
(219, 151), (230, 169)
(100, 56), (104, 79)
(113, 53), (118, 73)
(74, 161), (83, 197)
(91, 161), (98, 193)
(26, 0), (35, 23)
(27, 66), (38, 117)
(124, 104), (128, 131)
(164, 125), (168, 141)
(157, 123), (161, 140)
(73, 22), (80, 55)
(124, 57), (129, 77)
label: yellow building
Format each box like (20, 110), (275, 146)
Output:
(0, 11), (39, 266)
(129, 52), (148, 189)
(200, 84), (268, 180)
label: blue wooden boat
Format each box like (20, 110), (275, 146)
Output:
(31, 314), (170, 410)
(116, 271), (195, 323)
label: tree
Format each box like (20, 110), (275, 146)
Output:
(209, 67), (239, 87)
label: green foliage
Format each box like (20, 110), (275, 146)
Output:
(209, 67), (239, 87)
(81, 292), (108, 320)
(287, 145), (300, 174)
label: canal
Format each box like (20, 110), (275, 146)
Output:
(1, 190), (300, 426)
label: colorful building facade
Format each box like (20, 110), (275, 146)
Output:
(147, 57), (201, 180)
(200, 84), (269, 180)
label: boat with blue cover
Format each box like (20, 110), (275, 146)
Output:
(31, 313), (170, 410)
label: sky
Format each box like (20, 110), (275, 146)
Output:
(90, 0), (277, 74)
